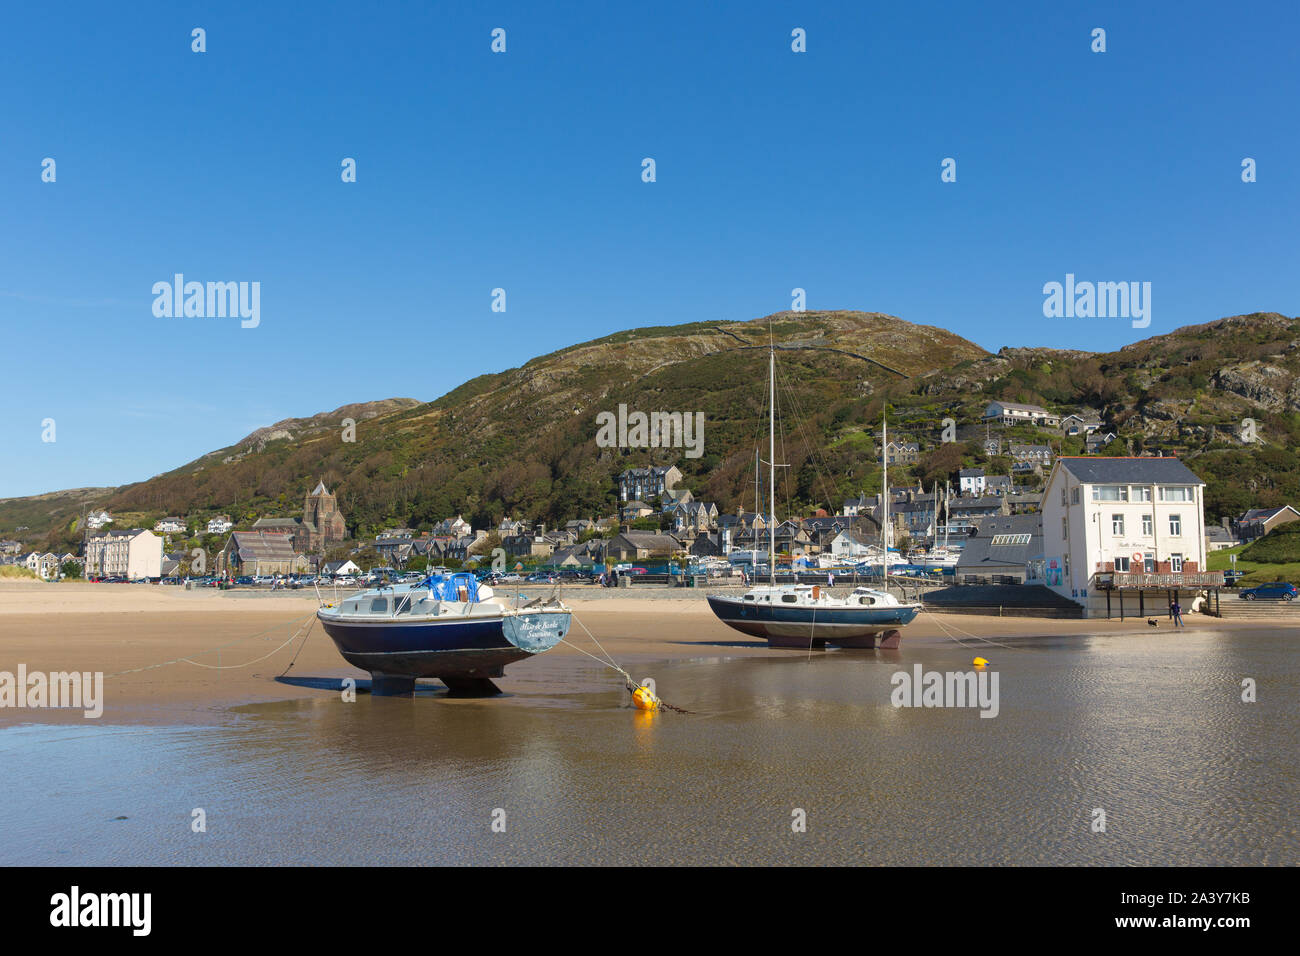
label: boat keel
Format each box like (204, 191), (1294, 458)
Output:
(370, 672), (418, 696)
(367, 671), (505, 697)
(441, 676), (504, 697)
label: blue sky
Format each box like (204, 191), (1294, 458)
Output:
(2, 0), (1296, 498)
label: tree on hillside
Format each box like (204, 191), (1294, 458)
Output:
(917, 442), (970, 487)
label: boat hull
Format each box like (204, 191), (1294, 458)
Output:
(706, 594), (918, 648)
(318, 607), (571, 695)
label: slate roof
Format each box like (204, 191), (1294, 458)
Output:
(1057, 457), (1204, 485)
(230, 531), (298, 562)
(955, 513), (1043, 572)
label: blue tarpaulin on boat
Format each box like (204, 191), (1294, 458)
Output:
(417, 572), (481, 602)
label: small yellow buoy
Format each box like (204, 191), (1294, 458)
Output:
(973, 657), (989, 668)
(632, 685), (660, 712)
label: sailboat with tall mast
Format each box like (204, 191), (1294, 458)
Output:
(705, 340), (920, 649)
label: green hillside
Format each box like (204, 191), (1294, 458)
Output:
(3, 309), (1299, 554)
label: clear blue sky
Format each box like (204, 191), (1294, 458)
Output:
(2, 0), (1296, 498)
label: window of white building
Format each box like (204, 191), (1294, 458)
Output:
(1111, 514), (1125, 535)
(1169, 514), (1182, 536)
(1170, 553), (1183, 572)
(1142, 514), (1153, 536)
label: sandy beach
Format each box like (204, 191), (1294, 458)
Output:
(0, 579), (1288, 725)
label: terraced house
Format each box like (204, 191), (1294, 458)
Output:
(617, 465), (682, 502)
(84, 528), (163, 580)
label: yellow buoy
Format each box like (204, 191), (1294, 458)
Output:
(632, 685), (660, 712)
(973, 657), (989, 668)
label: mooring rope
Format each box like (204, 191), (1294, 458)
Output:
(105, 612), (317, 677)
(919, 605), (1021, 651)
(563, 611), (693, 713)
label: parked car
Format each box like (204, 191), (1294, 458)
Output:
(1239, 582), (1298, 601)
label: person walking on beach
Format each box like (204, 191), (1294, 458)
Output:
(828, 570), (835, 589)
(1171, 599), (1185, 628)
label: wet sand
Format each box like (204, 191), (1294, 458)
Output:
(0, 580), (1282, 725)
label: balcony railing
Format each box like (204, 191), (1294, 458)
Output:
(1096, 571), (1225, 589)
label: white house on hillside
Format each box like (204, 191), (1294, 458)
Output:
(958, 468), (986, 496)
(983, 401), (1061, 428)
(207, 515), (234, 534)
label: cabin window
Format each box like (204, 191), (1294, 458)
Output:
(743, 594), (754, 601)
(781, 594), (797, 603)
(369, 598), (388, 613)
(859, 596), (874, 605)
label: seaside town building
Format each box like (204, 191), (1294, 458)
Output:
(1237, 504), (1300, 543)
(207, 515), (234, 534)
(216, 530), (307, 576)
(251, 481), (347, 553)
(84, 529), (163, 580)
(958, 468), (986, 496)
(955, 513), (1044, 585)
(1040, 457), (1221, 618)
(983, 401), (1061, 428)
(617, 466), (682, 503)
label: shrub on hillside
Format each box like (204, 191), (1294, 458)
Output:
(1240, 522), (1300, 563)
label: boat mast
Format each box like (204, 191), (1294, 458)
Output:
(943, 480), (950, 551)
(768, 344), (775, 586)
(882, 414), (889, 592)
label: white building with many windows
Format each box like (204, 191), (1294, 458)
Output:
(1041, 457), (1221, 617)
(84, 529), (163, 580)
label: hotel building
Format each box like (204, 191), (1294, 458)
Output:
(1041, 457), (1222, 618)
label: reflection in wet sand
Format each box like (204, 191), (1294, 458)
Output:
(2, 629), (1297, 865)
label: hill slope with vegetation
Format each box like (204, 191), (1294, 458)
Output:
(3, 309), (1298, 554)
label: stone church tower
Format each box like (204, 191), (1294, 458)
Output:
(302, 481), (347, 551)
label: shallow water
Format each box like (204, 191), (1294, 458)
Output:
(2, 628), (1297, 865)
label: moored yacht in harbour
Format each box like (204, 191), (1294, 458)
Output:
(706, 337), (921, 649)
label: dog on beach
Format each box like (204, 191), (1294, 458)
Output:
(1147, 618), (1159, 627)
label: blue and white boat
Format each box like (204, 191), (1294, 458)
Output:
(317, 572), (571, 695)
(706, 341), (920, 649)
(707, 584), (919, 648)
